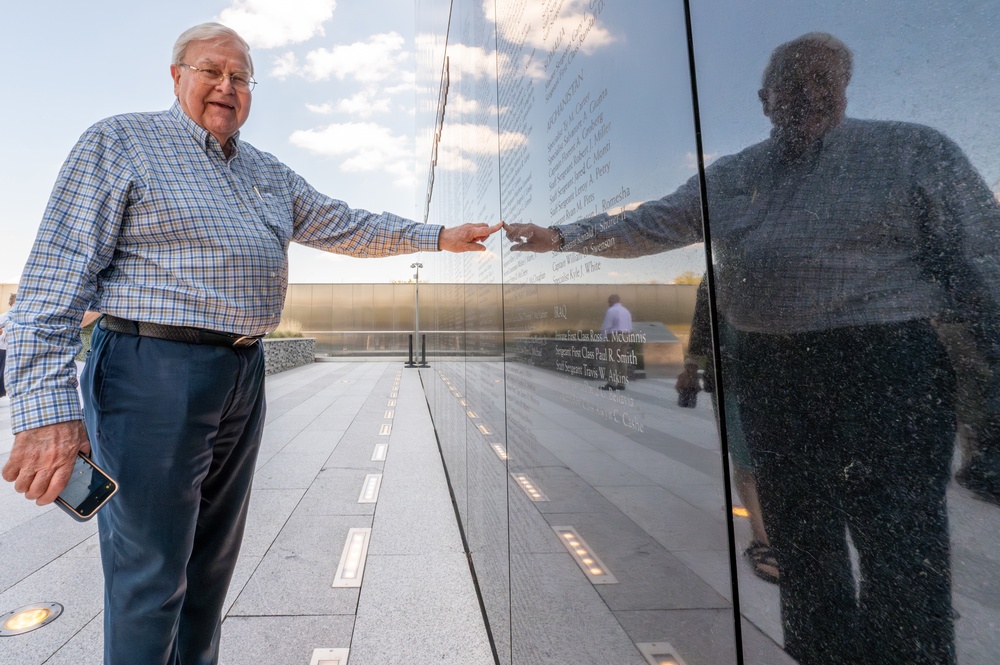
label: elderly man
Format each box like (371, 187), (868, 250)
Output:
(506, 33), (1000, 665)
(2, 22), (498, 665)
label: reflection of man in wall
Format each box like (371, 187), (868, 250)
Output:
(600, 294), (632, 391)
(505, 32), (1000, 665)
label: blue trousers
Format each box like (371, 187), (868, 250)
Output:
(731, 320), (955, 665)
(81, 324), (266, 665)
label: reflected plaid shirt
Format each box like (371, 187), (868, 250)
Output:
(8, 102), (440, 432)
(562, 118), (1000, 335)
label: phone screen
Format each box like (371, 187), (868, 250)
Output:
(58, 455), (117, 518)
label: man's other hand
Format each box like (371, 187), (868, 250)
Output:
(438, 221), (503, 252)
(2, 420), (91, 505)
(503, 222), (561, 252)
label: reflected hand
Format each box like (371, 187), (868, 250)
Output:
(2, 420), (91, 505)
(438, 221), (503, 252)
(503, 222), (561, 252)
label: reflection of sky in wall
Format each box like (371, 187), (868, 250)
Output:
(691, 0), (1000, 184)
(474, 0), (1000, 283)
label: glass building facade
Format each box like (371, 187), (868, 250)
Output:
(414, 1), (1000, 663)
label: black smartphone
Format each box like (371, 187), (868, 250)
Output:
(55, 453), (118, 521)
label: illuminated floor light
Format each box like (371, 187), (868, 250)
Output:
(387, 400), (396, 407)
(332, 528), (372, 588)
(467, 410), (479, 419)
(491, 443), (509, 461)
(552, 527), (618, 584)
(511, 473), (548, 501)
(371, 443), (388, 461)
(384, 410), (394, 419)
(477, 424), (491, 435)
(0, 603), (63, 637)
(357, 474), (383, 503)
(309, 647), (350, 665)
(732, 506), (750, 518)
(637, 642), (691, 665)
(460, 399), (467, 407)
(389, 392), (398, 398)
(379, 424), (392, 436)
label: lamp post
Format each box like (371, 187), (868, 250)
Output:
(411, 262), (422, 342)
(410, 263), (425, 367)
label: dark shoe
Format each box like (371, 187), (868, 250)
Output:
(599, 383), (623, 391)
(744, 541), (779, 584)
(955, 466), (1000, 507)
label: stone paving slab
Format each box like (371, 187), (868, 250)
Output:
(0, 362), (489, 665)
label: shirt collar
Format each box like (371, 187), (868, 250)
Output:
(168, 101), (241, 159)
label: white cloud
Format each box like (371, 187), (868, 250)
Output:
(301, 32), (409, 83)
(270, 52), (298, 79)
(219, 0), (337, 50)
(445, 43), (507, 82)
(334, 88), (392, 118)
(448, 94), (480, 116)
(435, 122), (527, 172)
(485, 0), (615, 55)
(305, 102), (336, 114)
(289, 122), (415, 186)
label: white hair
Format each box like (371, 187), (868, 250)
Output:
(172, 22), (254, 75)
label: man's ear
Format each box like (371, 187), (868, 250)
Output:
(170, 64), (182, 97)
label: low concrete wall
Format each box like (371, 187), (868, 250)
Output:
(262, 338), (315, 375)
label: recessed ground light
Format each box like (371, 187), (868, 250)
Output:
(358, 474), (383, 503)
(467, 410), (478, 419)
(477, 424), (491, 435)
(732, 507), (750, 518)
(309, 647), (350, 665)
(387, 400), (396, 407)
(379, 424), (392, 436)
(0, 603), (63, 637)
(371, 443), (388, 461)
(552, 527), (618, 584)
(491, 443), (508, 460)
(332, 528), (372, 587)
(511, 473), (548, 501)
(384, 410), (394, 419)
(389, 391), (398, 398)
(636, 642), (691, 665)
(460, 399), (467, 407)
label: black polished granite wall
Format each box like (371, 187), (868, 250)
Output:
(418, 1), (1000, 664)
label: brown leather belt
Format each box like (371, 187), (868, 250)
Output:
(100, 314), (262, 349)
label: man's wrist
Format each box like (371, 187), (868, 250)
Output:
(547, 226), (565, 250)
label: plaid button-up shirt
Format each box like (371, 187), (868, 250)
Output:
(562, 118), (1000, 336)
(7, 102), (440, 432)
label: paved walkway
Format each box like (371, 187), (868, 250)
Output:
(0, 362), (492, 665)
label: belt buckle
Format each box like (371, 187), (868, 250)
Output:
(232, 335), (257, 348)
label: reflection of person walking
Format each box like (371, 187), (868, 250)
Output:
(0, 293), (14, 398)
(600, 294), (632, 391)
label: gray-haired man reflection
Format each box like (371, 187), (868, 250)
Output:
(505, 32), (1000, 665)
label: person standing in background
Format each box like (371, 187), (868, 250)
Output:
(600, 294), (632, 391)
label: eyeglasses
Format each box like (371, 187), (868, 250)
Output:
(178, 63), (257, 92)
